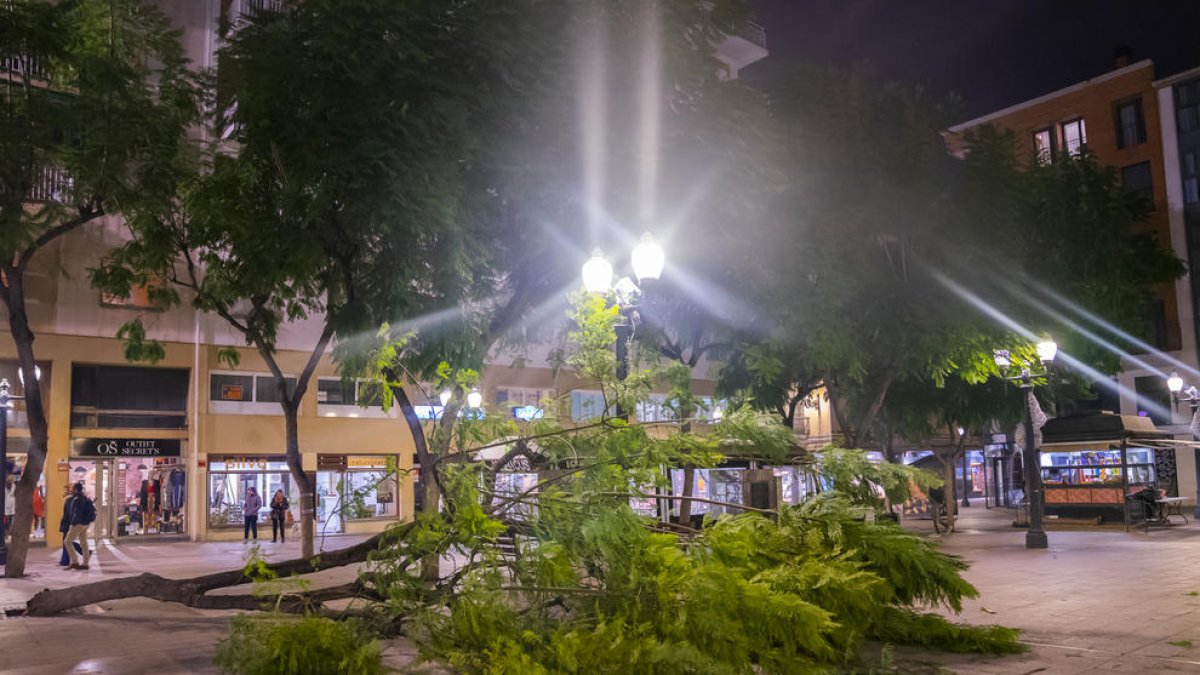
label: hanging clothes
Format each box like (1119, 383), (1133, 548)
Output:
(167, 468), (186, 511)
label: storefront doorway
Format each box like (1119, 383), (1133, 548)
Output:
(69, 438), (187, 539)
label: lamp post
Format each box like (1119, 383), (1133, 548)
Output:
(993, 338), (1057, 550)
(0, 366), (38, 566)
(1165, 370), (1200, 519)
(959, 426), (971, 508)
(581, 233), (666, 420)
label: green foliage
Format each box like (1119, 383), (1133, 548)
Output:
(213, 615), (383, 675)
(870, 609), (1024, 655)
(814, 447), (940, 510)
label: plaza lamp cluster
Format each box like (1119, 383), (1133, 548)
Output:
(0, 365), (41, 566)
(581, 233), (666, 418)
(1165, 370), (1200, 518)
(992, 338), (1058, 550)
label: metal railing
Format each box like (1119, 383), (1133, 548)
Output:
(741, 20), (767, 49)
(26, 165), (72, 202)
(242, 0), (284, 16)
(1, 53), (48, 81)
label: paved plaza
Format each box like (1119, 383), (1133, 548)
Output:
(2, 512), (1200, 673)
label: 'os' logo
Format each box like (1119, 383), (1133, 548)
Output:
(95, 441), (120, 455)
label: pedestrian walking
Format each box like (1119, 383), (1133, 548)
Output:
(269, 489), (290, 543)
(243, 486), (261, 541)
(63, 483), (96, 570)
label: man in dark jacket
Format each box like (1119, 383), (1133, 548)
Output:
(63, 483), (95, 570)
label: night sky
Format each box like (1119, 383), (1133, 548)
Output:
(745, 1), (1200, 122)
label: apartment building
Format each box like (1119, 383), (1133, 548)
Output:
(943, 55), (1200, 505)
(0, 1), (772, 548)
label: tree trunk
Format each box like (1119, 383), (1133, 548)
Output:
(390, 385), (434, 514)
(942, 456), (958, 531)
(2, 268), (51, 578)
(677, 418), (695, 524)
(26, 524), (407, 616)
(283, 405), (315, 560)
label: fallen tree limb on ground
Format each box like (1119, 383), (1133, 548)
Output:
(26, 524), (411, 616)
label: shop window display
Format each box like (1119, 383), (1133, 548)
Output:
(210, 456), (398, 533)
(5, 455), (47, 542)
(208, 457), (298, 529)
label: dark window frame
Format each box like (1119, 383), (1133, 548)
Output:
(1032, 127), (1055, 164)
(1121, 161), (1154, 209)
(1114, 97), (1147, 149)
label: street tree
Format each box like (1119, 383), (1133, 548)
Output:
(0, 0), (197, 577)
(26, 296), (1023, 673)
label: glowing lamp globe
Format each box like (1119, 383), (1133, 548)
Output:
(1035, 339), (1058, 364)
(614, 276), (640, 305)
(581, 249), (613, 294)
(630, 233), (665, 282)
(466, 389), (483, 409)
(439, 390), (451, 406)
(1168, 371), (1185, 394)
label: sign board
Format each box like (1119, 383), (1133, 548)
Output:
(57, 459), (68, 472)
(72, 438), (182, 458)
(221, 384), (245, 401)
(318, 455), (348, 470)
(347, 456), (390, 469)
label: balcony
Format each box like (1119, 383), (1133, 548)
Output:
(715, 20), (769, 80)
(25, 165), (73, 203)
(1, 53), (48, 82)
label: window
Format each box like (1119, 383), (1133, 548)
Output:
(1134, 376), (1172, 426)
(1032, 128), (1054, 165)
(211, 373), (254, 402)
(1115, 99), (1146, 148)
(254, 375), (296, 403)
(209, 372), (296, 415)
(317, 378), (356, 405)
(100, 279), (164, 310)
(1183, 152), (1199, 205)
(1177, 81), (1200, 134)
(570, 390), (610, 421)
(206, 456), (298, 529)
(1121, 162), (1154, 207)
(1144, 297), (1169, 351)
(637, 394), (676, 423)
(71, 365), (188, 428)
(1061, 118), (1087, 156)
(494, 387), (554, 419)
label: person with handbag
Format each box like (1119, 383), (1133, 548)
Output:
(269, 489), (290, 543)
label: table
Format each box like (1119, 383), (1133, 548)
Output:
(1157, 497), (1188, 525)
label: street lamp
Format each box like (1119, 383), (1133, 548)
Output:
(466, 389), (483, 410)
(993, 339), (1057, 550)
(581, 232), (666, 419)
(1165, 370), (1200, 518)
(1, 368), (38, 567)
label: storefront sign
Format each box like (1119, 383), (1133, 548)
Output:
(57, 458), (69, 472)
(73, 438), (182, 457)
(348, 456), (391, 469)
(318, 455), (348, 470)
(220, 384), (246, 401)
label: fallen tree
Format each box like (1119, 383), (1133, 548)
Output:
(25, 526), (406, 616)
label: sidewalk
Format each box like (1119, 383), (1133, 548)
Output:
(0, 534), (403, 675)
(894, 505), (1200, 674)
(5, 512), (1200, 673)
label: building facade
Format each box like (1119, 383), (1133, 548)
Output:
(1, 1), (772, 548)
(944, 57), (1200, 505)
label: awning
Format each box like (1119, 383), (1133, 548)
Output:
(1039, 441), (1120, 453)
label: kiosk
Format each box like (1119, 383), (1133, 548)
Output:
(1039, 413), (1173, 526)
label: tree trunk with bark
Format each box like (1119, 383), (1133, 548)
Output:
(25, 525), (408, 616)
(3, 254), (62, 577)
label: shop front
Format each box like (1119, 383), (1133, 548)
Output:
(69, 438), (189, 539)
(5, 437), (49, 543)
(1039, 413), (1173, 526)
(205, 454), (401, 540)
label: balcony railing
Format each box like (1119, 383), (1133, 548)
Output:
(741, 20), (767, 49)
(1, 53), (48, 81)
(0, 165), (73, 203)
(242, 0), (284, 16)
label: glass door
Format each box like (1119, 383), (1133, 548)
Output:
(315, 471), (344, 535)
(66, 460), (114, 540)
